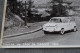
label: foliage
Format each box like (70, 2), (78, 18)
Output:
(50, 0), (68, 17)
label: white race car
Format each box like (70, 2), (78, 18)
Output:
(43, 17), (77, 35)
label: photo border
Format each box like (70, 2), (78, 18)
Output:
(1, 0), (80, 48)
(1, 0), (7, 48)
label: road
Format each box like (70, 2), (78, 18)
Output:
(3, 17), (80, 46)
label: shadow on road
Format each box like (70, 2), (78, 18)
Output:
(43, 30), (78, 36)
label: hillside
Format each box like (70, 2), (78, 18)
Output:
(5, 12), (24, 30)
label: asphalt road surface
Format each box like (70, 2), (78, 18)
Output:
(3, 17), (80, 46)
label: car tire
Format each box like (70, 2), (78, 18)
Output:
(60, 28), (65, 35)
(73, 26), (77, 32)
(44, 31), (48, 34)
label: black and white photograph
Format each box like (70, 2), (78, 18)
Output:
(2, 0), (80, 48)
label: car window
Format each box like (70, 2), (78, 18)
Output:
(62, 19), (69, 23)
(70, 18), (75, 21)
(49, 18), (62, 23)
(67, 17), (75, 22)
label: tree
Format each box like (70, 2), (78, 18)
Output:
(7, 0), (17, 13)
(7, 0), (24, 15)
(27, 0), (34, 20)
(24, 0), (34, 26)
(7, 0), (34, 26)
(49, 0), (68, 17)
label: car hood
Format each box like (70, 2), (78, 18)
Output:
(44, 23), (60, 27)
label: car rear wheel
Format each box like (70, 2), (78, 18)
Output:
(60, 28), (65, 35)
(73, 26), (77, 32)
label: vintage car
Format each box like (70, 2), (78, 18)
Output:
(43, 17), (77, 35)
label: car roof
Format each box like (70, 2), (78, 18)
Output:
(51, 17), (72, 20)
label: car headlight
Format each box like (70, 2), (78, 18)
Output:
(43, 25), (46, 29)
(43, 25), (45, 28)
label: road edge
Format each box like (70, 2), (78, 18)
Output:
(3, 27), (42, 38)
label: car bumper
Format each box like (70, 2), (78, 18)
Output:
(42, 27), (61, 32)
(43, 29), (60, 32)
(43, 30), (60, 33)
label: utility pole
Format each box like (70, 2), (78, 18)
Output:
(27, 0), (33, 20)
(24, 1), (27, 26)
(24, 0), (33, 26)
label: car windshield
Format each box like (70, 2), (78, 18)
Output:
(49, 18), (62, 23)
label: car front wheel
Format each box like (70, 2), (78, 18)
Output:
(60, 28), (65, 35)
(43, 31), (48, 34)
(73, 26), (77, 32)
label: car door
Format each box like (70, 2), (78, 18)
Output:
(67, 17), (76, 30)
(64, 18), (74, 30)
(65, 22), (70, 31)
(69, 21), (75, 30)
(62, 19), (69, 31)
